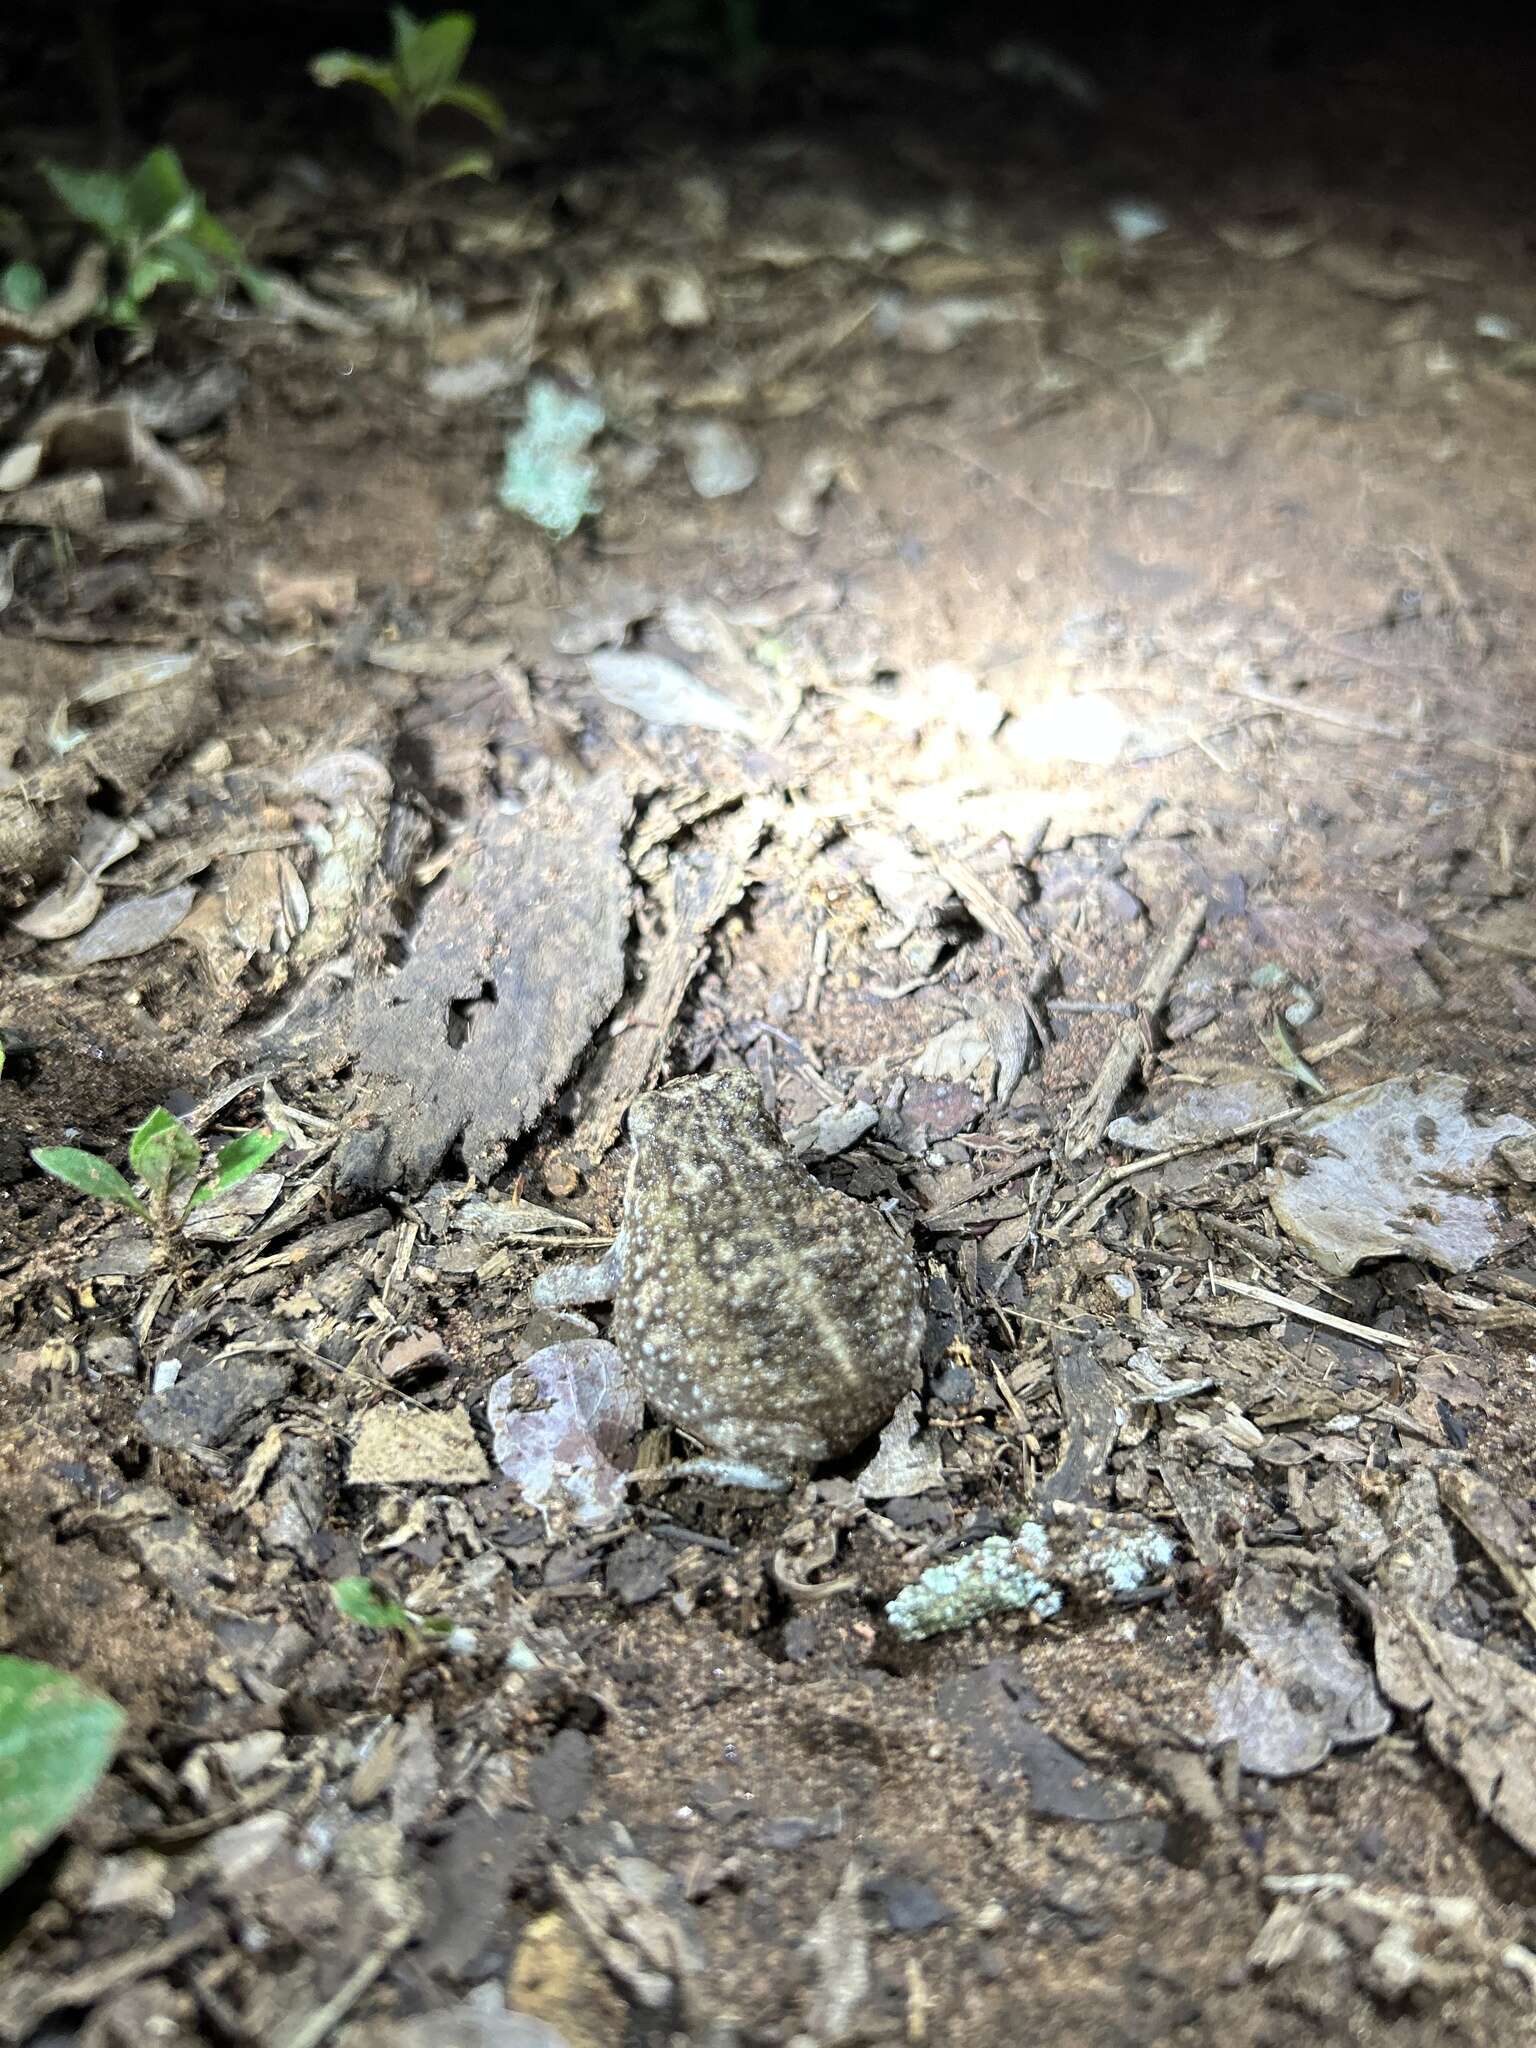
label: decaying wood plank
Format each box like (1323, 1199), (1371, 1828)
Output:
(336, 774), (632, 1191)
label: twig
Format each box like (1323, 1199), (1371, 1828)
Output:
(1062, 897), (1206, 1161)
(1302, 631), (1441, 677)
(1047, 1100), (1312, 1239)
(1231, 684), (1536, 772)
(1425, 542), (1492, 664)
(275, 1927), (411, 2048)
(922, 1147), (1053, 1228)
(1208, 1271), (1412, 1350)
(917, 833), (1053, 1049)
(1301, 1021), (1371, 1062)
(901, 428), (1053, 521)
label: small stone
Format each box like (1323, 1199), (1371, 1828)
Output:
(677, 419), (759, 498)
(867, 1872), (950, 1933)
(347, 1404), (490, 1487)
(527, 1728), (594, 1824)
(604, 1534), (672, 1607)
(86, 1330), (137, 1377)
(137, 1357), (292, 1452)
(761, 1814), (839, 1851)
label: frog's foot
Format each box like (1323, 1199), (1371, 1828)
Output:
(532, 1232), (624, 1310)
(653, 1456), (792, 1494)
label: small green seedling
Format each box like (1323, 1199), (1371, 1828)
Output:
(31, 1106), (285, 1253)
(310, 9), (507, 181)
(0, 260), (47, 315)
(331, 1576), (456, 1649)
(38, 146), (261, 329)
(0, 1654), (124, 1888)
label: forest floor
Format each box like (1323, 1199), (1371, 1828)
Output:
(5, 20), (1536, 2047)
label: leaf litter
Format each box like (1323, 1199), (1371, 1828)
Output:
(8, 35), (1536, 2048)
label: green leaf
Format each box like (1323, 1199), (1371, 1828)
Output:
(187, 207), (246, 267)
(124, 251), (181, 305)
(0, 1656), (124, 1888)
(331, 1577), (416, 1633)
(123, 148), (195, 238)
(103, 290), (150, 331)
(310, 51), (403, 105)
(30, 1147), (149, 1219)
(129, 1108), (201, 1196)
(421, 148), (495, 186)
(149, 234), (222, 295)
(434, 80), (507, 134)
(39, 160), (131, 241)
(1260, 1015), (1327, 1097)
(394, 11), (475, 98)
(330, 1577), (454, 1638)
(0, 260), (46, 312)
(185, 1127), (286, 1210)
(390, 5), (422, 64)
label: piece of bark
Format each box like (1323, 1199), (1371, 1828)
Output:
(566, 798), (768, 1164)
(921, 832), (1051, 1052)
(1038, 1332), (1127, 1507)
(1440, 1467), (1536, 1639)
(1368, 1469), (1536, 1862)
(337, 774), (631, 1191)
(0, 474), (107, 533)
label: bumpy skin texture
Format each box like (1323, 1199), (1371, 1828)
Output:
(581, 1070), (924, 1474)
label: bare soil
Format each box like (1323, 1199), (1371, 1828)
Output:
(5, 20), (1536, 2048)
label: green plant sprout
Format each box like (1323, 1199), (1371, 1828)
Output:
(0, 260), (46, 316)
(330, 1576), (457, 1649)
(0, 1655), (124, 1888)
(38, 147), (261, 329)
(310, 9), (507, 181)
(31, 1106), (285, 1253)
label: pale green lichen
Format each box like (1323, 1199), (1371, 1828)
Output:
(885, 1515), (1174, 1642)
(1096, 1524), (1174, 1594)
(498, 379), (605, 539)
(885, 1536), (1063, 1641)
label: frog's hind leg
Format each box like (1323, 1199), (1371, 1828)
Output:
(651, 1456), (791, 1494)
(532, 1230), (626, 1309)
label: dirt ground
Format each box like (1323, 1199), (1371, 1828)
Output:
(6, 17), (1536, 2047)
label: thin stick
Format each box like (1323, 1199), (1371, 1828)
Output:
(1426, 541), (1492, 664)
(1208, 1271), (1413, 1350)
(276, 1930), (410, 2048)
(1048, 1100), (1312, 1238)
(1232, 685), (1536, 772)
(0, 242), (108, 344)
(919, 835), (1052, 1049)
(1062, 896), (1206, 1161)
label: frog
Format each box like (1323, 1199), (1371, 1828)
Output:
(532, 1069), (925, 1490)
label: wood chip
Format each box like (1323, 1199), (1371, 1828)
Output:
(338, 774), (631, 1190)
(347, 1404), (489, 1487)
